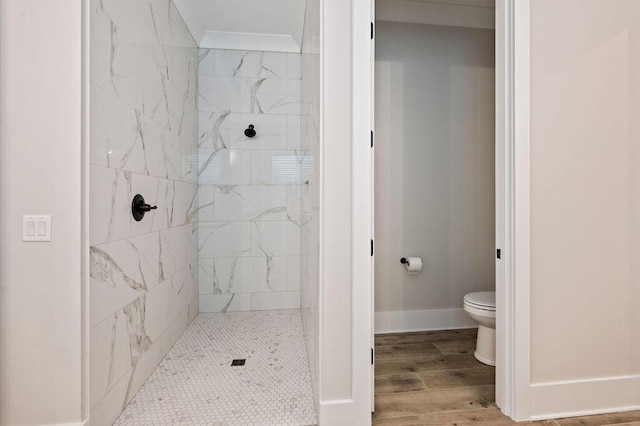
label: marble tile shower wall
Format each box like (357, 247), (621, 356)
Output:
(89, 1), (199, 425)
(198, 49), (306, 312)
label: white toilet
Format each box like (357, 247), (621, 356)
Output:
(463, 291), (496, 366)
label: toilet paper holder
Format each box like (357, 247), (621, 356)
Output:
(400, 257), (423, 274)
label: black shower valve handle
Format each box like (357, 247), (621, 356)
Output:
(132, 194), (157, 222)
(137, 203), (157, 213)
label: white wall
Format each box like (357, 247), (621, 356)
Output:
(528, 0), (640, 418)
(89, 1), (200, 424)
(374, 22), (495, 333)
(0, 1), (85, 424)
(197, 48), (305, 313)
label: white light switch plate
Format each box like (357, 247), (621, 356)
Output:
(23, 215), (51, 242)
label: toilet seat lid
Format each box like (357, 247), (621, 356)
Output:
(464, 291), (495, 309)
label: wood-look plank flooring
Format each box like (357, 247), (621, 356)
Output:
(373, 329), (640, 426)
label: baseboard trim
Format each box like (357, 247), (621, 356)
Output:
(530, 374), (640, 420)
(375, 308), (477, 334)
(319, 399), (355, 425)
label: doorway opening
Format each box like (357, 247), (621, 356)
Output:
(371, 0), (500, 422)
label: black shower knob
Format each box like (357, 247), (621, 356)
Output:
(131, 194), (157, 222)
(244, 124), (256, 138)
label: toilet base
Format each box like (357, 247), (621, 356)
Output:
(474, 325), (496, 366)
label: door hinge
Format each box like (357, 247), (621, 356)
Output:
(371, 22), (374, 40)
(371, 239), (374, 256)
(371, 348), (374, 365)
(371, 130), (374, 148)
(497, 249), (501, 259)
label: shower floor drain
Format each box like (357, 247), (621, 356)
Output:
(231, 359), (246, 366)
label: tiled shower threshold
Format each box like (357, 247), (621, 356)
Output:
(114, 310), (317, 425)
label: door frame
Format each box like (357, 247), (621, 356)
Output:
(495, 0), (532, 421)
(350, 0), (533, 421)
(352, 0), (375, 420)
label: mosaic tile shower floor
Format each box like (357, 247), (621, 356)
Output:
(114, 310), (317, 426)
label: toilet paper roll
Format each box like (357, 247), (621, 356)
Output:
(404, 257), (423, 274)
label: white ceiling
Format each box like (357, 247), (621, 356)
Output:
(172, 0), (307, 52)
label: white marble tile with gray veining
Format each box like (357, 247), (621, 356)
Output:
(164, 70), (195, 138)
(286, 256), (301, 292)
(212, 185), (300, 222)
(90, 0), (199, 424)
(91, 294), (156, 423)
(301, 221), (320, 258)
(90, 308), (132, 410)
(91, 8), (170, 129)
(194, 48), (305, 315)
(92, 293), (197, 426)
(198, 222), (252, 258)
(198, 256), (286, 296)
(123, 296), (154, 365)
(95, 0), (195, 78)
(90, 83), (138, 169)
(90, 166), (167, 245)
(165, 130), (197, 182)
(184, 144), (201, 184)
(90, 231), (160, 328)
(199, 293), (252, 313)
(250, 291), (301, 310)
(198, 149), (252, 185)
(145, 261), (198, 342)
(251, 150), (312, 186)
(159, 223), (197, 281)
(92, 7), (197, 142)
(164, 180), (198, 227)
(90, 83), (196, 184)
(199, 49), (216, 76)
(89, 166), (129, 245)
(199, 112), (288, 150)
(197, 186), (215, 221)
(251, 221), (301, 258)
(214, 50), (288, 78)
(94, 0), (157, 49)
(251, 78), (301, 115)
(199, 76), (252, 113)
(159, 45), (199, 99)
(90, 6), (121, 99)
(198, 258), (215, 296)
(287, 115), (301, 150)
(287, 53), (302, 80)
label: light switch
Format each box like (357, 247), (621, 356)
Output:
(26, 220), (35, 237)
(36, 220), (46, 236)
(23, 215), (51, 242)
